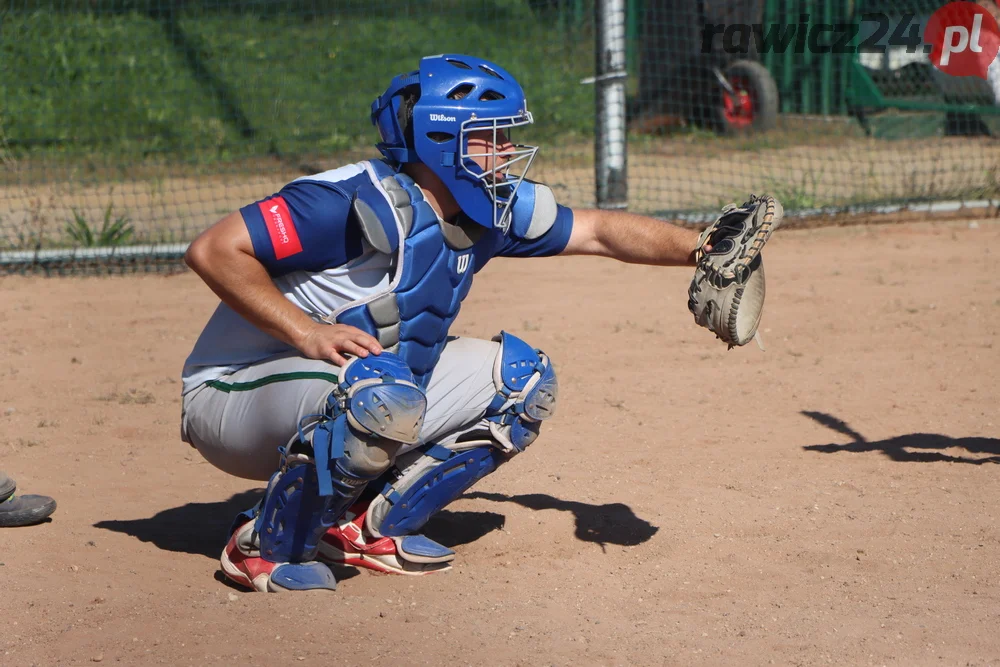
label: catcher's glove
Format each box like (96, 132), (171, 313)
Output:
(688, 194), (783, 348)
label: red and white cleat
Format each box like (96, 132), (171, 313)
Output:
(318, 505), (455, 576)
(220, 521), (337, 592)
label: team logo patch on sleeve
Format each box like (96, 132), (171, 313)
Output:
(258, 196), (303, 259)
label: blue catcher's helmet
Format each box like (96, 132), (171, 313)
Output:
(370, 54), (538, 233)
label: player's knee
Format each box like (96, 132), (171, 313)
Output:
(485, 331), (558, 452)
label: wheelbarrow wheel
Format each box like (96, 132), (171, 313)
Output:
(713, 60), (779, 135)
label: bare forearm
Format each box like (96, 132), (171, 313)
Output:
(569, 209), (701, 266)
(185, 236), (315, 349)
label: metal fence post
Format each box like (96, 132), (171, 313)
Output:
(595, 0), (628, 210)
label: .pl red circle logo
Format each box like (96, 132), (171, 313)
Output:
(926, 2), (1000, 79)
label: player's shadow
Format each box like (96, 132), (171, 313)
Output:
(94, 489), (266, 560)
(801, 411), (1000, 464)
(94, 489), (506, 560)
(423, 510), (507, 548)
(463, 491), (659, 550)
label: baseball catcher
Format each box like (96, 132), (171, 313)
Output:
(180, 54), (782, 592)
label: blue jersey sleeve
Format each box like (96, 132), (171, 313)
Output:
(239, 179), (365, 276)
(494, 203), (574, 259)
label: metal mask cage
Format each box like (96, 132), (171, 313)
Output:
(458, 111), (538, 232)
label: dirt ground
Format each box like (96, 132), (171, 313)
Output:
(1, 218), (998, 666)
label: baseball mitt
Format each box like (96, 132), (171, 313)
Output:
(687, 194), (783, 348)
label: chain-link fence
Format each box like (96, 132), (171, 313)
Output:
(1, 0), (998, 273)
(629, 0), (1000, 219)
(0, 1), (598, 272)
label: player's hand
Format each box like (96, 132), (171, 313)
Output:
(296, 323), (383, 367)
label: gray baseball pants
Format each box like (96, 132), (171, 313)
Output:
(181, 337), (501, 481)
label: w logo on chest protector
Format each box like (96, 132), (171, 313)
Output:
(455, 254), (471, 275)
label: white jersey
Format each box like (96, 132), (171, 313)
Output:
(181, 248), (392, 395)
(181, 159), (574, 395)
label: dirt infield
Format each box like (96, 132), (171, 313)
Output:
(1, 218), (998, 666)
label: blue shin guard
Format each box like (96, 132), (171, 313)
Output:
(223, 451), (341, 592)
(370, 443), (506, 537)
(253, 448), (381, 564)
(229, 352), (428, 588)
(254, 454), (334, 563)
(225, 443), (390, 592)
(366, 332), (558, 539)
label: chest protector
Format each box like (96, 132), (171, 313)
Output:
(330, 161), (493, 387)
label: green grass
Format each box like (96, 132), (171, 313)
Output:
(2, 12), (237, 155)
(0, 4), (595, 165)
(65, 200), (134, 247)
(762, 169), (827, 211)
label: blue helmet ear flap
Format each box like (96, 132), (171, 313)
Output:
(371, 72), (421, 165)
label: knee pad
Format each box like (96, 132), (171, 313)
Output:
(309, 352), (427, 497)
(333, 353), (427, 444)
(485, 331), (558, 452)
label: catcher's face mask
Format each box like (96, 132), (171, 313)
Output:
(457, 115), (538, 234)
(371, 54), (537, 233)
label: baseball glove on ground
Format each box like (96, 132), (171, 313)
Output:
(688, 194), (783, 348)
